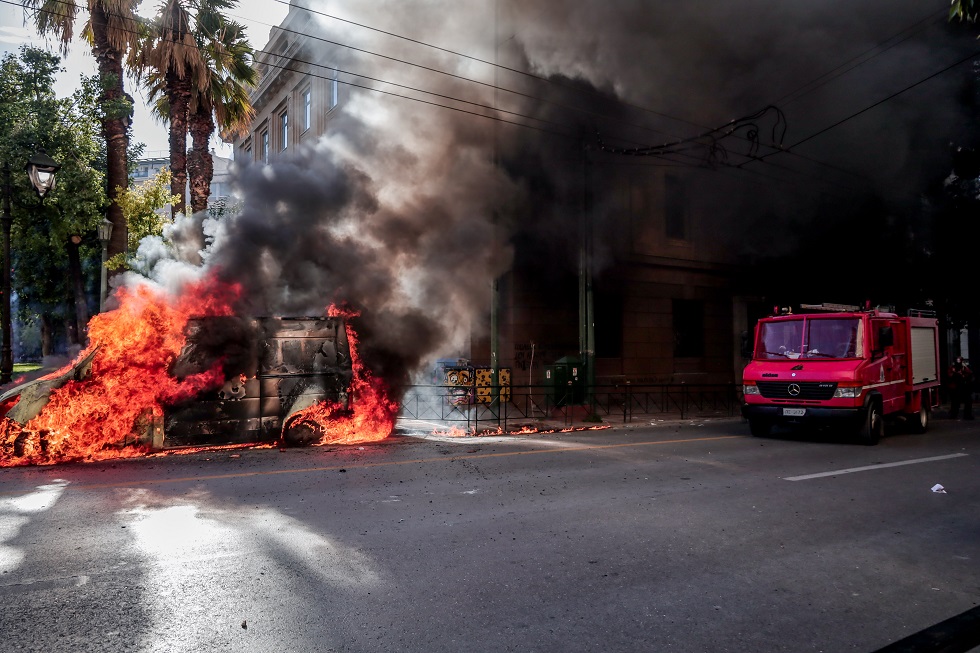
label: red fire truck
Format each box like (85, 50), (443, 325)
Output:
(741, 303), (941, 445)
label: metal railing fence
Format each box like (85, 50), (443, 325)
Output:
(397, 382), (743, 431)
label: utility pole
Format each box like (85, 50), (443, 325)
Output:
(580, 145), (595, 409)
(489, 0), (501, 402)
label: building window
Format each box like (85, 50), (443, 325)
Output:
(279, 112), (288, 150)
(672, 299), (704, 358)
(329, 70), (339, 110)
(665, 174), (687, 240)
(302, 88), (312, 131)
(261, 130), (269, 163)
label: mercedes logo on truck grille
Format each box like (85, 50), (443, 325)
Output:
(787, 383), (801, 397)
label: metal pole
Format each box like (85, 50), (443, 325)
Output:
(489, 0), (501, 404)
(100, 238), (109, 312)
(580, 144), (595, 411)
(1, 164), (11, 385)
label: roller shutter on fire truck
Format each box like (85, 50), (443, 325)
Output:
(910, 326), (939, 385)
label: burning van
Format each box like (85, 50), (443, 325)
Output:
(161, 316), (354, 447)
(0, 315), (356, 461)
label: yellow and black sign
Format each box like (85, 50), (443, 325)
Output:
(474, 367), (511, 404)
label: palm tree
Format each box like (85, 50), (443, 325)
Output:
(136, 0), (209, 218)
(20, 0), (140, 264)
(138, 0), (255, 217)
(187, 8), (256, 214)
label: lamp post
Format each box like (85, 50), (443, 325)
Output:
(1, 149), (60, 385)
(1, 164), (12, 385)
(98, 218), (113, 312)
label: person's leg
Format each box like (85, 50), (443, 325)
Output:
(950, 389), (961, 419)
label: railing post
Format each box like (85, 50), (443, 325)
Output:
(625, 381), (630, 423)
(473, 376), (478, 435)
(503, 386), (508, 431)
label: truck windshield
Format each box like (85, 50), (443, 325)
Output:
(756, 318), (862, 360)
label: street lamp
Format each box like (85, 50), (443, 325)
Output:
(24, 149), (61, 199)
(98, 218), (113, 312)
(1, 149), (61, 385)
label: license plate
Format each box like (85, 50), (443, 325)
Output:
(782, 408), (806, 417)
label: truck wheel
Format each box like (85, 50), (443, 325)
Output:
(858, 401), (884, 446)
(748, 418), (772, 437)
(909, 404), (929, 434)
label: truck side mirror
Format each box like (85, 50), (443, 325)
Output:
(740, 331), (753, 358)
(878, 326), (894, 349)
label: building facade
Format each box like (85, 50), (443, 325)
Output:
(134, 154), (236, 212)
(232, 3), (344, 164)
(229, 1), (760, 388)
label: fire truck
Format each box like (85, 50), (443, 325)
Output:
(741, 303), (941, 445)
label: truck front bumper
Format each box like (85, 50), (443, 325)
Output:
(741, 404), (864, 423)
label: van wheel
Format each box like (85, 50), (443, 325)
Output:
(910, 404), (929, 434)
(748, 418), (772, 437)
(858, 401), (884, 446)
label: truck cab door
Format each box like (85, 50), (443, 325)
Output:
(873, 320), (904, 413)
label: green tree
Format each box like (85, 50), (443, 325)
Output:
(20, 0), (140, 269)
(107, 167), (179, 270)
(0, 47), (107, 354)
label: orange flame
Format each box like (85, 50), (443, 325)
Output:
(431, 425), (471, 437)
(0, 278), (239, 466)
(283, 305), (399, 446)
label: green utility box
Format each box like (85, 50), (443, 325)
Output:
(544, 356), (585, 407)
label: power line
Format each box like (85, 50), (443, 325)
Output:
(274, 0), (952, 186)
(10, 0), (899, 194)
(245, 9), (699, 149)
(3, 0), (954, 201)
(770, 47), (980, 156)
(269, 0), (705, 136)
(773, 8), (947, 107)
(247, 10), (880, 195)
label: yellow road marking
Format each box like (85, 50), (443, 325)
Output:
(0, 435), (743, 493)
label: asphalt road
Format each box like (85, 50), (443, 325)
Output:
(0, 416), (977, 652)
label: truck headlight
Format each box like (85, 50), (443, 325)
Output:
(743, 384), (760, 395)
(833, 386), (862, 398)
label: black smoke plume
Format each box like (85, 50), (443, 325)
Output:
(130, 0), (980, 387)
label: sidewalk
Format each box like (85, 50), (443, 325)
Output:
(395, 404), (743, 438)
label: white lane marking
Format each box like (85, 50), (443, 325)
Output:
(784, 453), (969, 481)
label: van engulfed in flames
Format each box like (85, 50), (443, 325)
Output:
(0, 279), (397, 467)
(162, 314), (356, 447)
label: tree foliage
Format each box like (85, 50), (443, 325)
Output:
(0, 47), (107, 353)
(107, 168), (179, 270)
(950, 0), (980, 22)
(20, 0), (141, 265)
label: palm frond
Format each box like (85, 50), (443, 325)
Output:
(21, 0), (80, 54)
